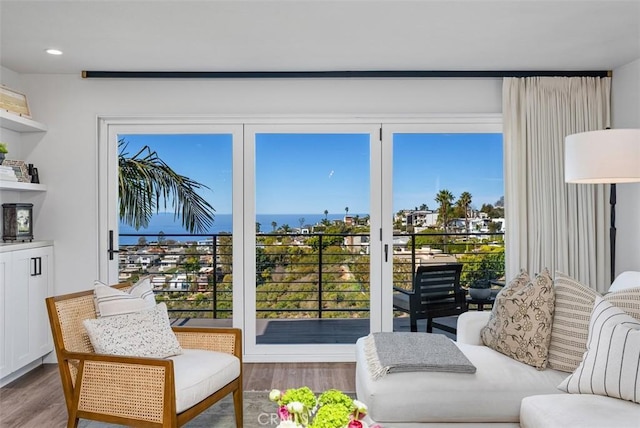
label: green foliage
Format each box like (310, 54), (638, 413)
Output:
(118, 139), (214, 234)
(0, 143), (8, 153)
(459, 245), (505, 287)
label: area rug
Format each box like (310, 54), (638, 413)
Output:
(78, 391), (280, 427)
(77, 391), (358, 427)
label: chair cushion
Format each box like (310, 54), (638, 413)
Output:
(94, 277), (156, 317)
(480, 269), (555, 369)
(83, 302), (183, 358)
(547, 272), (600, 372)
(170, 349), (241, 413)
(558, 297), (640, 404)
(520, 394), (640, 428)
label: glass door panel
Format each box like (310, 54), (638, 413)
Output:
(100, 123), (242, 330)
(382, 125), (504, 335)
(244, 124), (381, 359)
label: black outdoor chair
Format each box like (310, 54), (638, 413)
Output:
(393, 263), (467, 334)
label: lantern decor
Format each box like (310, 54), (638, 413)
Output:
(3, 203), (33, 242)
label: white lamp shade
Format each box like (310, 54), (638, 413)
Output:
(565, 129), (640, 183)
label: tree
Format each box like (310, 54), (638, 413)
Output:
(255, 222), (261, 233)
(157, 231), (166, 245)
(298, 217), (305, 230)
(118, 139), (214, 234)
(137, 236), (147, 246)
(345, 206), (349, 217)
(457, 191), (472, 233)
(324, 209), (329, 220)
(271, 221), (277, 232)
(435, 189), (455, 252)
(435, 189), (455, 233)
(419, 203), (428, 211)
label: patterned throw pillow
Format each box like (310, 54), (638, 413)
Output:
(558, 297), (640, 404)
(94, 277), (156, 317)
(480, 269), (555, 369)
(547, 272), (601, 372)
(83, 302), (182, 358)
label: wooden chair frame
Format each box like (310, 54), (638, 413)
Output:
(46, 283), (242, 428)
(393, 263), (467, 333)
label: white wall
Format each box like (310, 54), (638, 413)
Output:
(611, 58), (640, 273)
(12, 74), (502, 295)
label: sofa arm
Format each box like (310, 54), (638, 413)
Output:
(456, 311), (491, 345)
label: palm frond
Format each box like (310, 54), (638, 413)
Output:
(118, 139), (215, 234)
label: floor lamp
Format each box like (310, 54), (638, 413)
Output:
(565, 129), (640, 284)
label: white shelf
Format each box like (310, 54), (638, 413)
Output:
(0, 110), (47, 133)
(0, 181), (47, 192)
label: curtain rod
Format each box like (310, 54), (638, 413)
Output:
(82, 70), (612, 79)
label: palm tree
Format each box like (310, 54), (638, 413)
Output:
(324, 209), (329, 220)
(118, 139), (214, 234)
(271, 221), (277, 232)
(345, 206), (349, 217)
(435, 189), (455, 252)
(457, 191), (473, 233)
(435, 189), (455, 233)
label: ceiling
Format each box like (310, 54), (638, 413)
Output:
(1, 0), (639, 75)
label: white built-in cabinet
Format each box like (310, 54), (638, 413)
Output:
(0, 111), (53, 386)
(0, 243), (54, 385)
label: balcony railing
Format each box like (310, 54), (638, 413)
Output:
(118, 230), (504, 319)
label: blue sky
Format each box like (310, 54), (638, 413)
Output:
(119, 132), (503, 215)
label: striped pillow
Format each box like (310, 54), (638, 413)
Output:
(604, 286), (640, 321)
(558, 297), (640, 403)
(547, 272), (601, 372)
(94, 277), (156, 317)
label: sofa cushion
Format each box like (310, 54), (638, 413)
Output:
(558, 297), (640, 404)
(547, 272), (600, 372)
(481, 269), (555, 369)
(94, 277), (156, 317)
(355, 337), (567, 424)
(608, 271), (640, 292)
(170, 349), (241, 413)
(83, 302), (183, 358)
(520, 394), (640, 428)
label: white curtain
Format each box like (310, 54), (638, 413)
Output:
(503, 76), (611, 293)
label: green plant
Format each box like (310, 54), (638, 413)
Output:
(0, 143), (8, 153)
(469, 278), (491, 289)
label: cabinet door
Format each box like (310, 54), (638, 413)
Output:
(30, 247), (53, 356)
(0, 253), (11, 378)
(11, 247), (54, 368)
(9, 251), (31, 369)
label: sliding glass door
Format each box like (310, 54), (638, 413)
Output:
(243, 124), (382, 360)
(381, 123), (504, 334)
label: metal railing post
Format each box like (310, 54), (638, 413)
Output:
(318, 234), (323, 318)
(212, 235), (218, 318)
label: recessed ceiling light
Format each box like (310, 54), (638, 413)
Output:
(45, 48), (63, 55)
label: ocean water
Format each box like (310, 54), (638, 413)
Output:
(118, 212), (362, 245)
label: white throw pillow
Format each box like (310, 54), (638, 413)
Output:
(558, 297), (640, 403)
(94, 276), (156, 317)
(83, 302), (182, 358)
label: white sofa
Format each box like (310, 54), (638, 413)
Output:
(355, 273), (640, 427)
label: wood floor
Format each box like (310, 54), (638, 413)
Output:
(0, 362), (356, 428)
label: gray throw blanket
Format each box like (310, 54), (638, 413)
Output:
(364, 332), (476, 380)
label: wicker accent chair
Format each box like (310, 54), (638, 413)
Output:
(45, 283), (243, 428)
